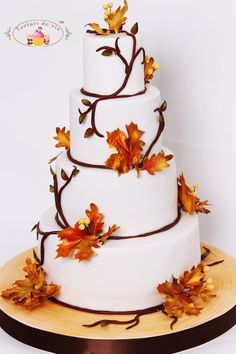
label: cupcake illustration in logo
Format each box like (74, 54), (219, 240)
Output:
(27, 26), (50, 46)
(7, 19), (72, 47)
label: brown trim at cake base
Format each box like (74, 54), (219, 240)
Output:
(50, 297), (163, 315)
(0, 306), (235, 354)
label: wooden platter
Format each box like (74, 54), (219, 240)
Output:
(0, 243), (235, 354)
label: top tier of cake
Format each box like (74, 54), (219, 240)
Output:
(83, 32), (145, 96)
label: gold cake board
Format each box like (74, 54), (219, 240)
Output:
(0, 243), (235, 354)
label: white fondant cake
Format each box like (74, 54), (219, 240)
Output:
(39, 207), (200, 311)
(83, 32), (144, 95)
(36, 3), (204, 314)
(56, 147), (177, 235)
(70, 85), (162, 165)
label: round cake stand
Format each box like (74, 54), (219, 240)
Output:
(0, 243), (235, 354)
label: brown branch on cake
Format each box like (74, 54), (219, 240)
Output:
(53, 167), (78, 229)
(140, 101), (167, 165)
(201, 246), (211, 261)
(96, 37), (129, 73)
(200, 246), (224, 266)
(79, 31), (146, 138)
(35, 223), (59, 266)
(83, 304), (163, 330)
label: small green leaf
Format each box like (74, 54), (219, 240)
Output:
(101, 49), (113, 56)
(84, 127), (94, 138)
(81, 99), (91, 107)
(50, 165), (56, 176)
(72, 168), (80, 177)
(61, 169), (69, 181)
(130, 22), (139, 35)
(79, 113), (87, 124)
(31, 223), (38, 232)
(50, 185), (55, 193)
(160, 100), (167, 112)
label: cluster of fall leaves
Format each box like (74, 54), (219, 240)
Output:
(56, 203), (119, 261)
(53, 124), (210, 214)
(86, 1), (160, 84)
(87, 0), (129, 35)
(157, 263), (216, 327)
(52, 123), (174, 177)
(1, 258), (60, 309)
(105, 122), (173, 175)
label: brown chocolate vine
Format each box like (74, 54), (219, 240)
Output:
(79, 31), (146, 137)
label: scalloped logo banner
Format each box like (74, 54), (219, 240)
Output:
(4, 19), (72, 46)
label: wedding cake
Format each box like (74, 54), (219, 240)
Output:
(33, 0), (211, 314)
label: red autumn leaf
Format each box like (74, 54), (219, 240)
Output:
(1, 258), (60, 309)
(105, 122), (145, 175)
(142, 150), (174, 175)
(178, 173), (210, 215)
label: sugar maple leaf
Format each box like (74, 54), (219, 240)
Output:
(105, 122), (145, 175)
(56, 204), (119, 261)
(54, 127), (70, 149)
(86, 23), (110, 35)
(56, 224), (99, 261)
(157, 263), (216, 326)
(86, 0), (128, 35)
(105, 0), (128, 34)
(144, 56), (160, 84)
(178, 173), (210, 215)
(142, 150), (174, 175)
(100, 224), (120, 243)
(86, 203), (104, 235)
(1, 258), (60, 309)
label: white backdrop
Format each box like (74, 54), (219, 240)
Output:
(0, 0), (235, 353)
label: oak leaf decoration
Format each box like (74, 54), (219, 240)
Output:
(144, 56), (160, 84)
(54, 127), (70, 149)
(105, 122), (144, 175)
(105, 0), (128, 34)
(56, 203), (119, 261)
(86, 23), (110, 35)
(86, 0), (128, 35)
(178, 173), (210, 215)
(1, 258), (60, 309)
(142, 150), (174, 175)
(157, 263), (216, 327)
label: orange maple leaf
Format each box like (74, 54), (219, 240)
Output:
(105, 122), (145, 175)
(86, 0), (128, 35)
(54, 127), (70, 149)
(178, 173), (210, 215)
(1, 258), (60, 309)
(56, 204), (119, 261)
(86, 203), (104, 235)
(157, 263), (216, 325)
(142, 150), (174, 175)
(105, 0), (128, 33)
(56, 223), (99, 261)
(144, 56), (160, 84)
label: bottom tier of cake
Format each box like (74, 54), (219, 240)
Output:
(38, 207), (200, 312)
